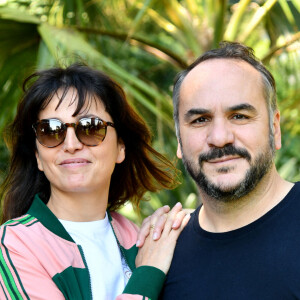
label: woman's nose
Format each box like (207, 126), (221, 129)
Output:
(62, 127), (84, 153)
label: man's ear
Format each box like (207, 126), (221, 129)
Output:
(273, 110), (281, 150)
(35, 151), (44, 171)
(116, 139), (125, 164)
(177, 139), (182, 159)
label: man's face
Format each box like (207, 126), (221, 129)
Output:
(177, 59), (281, 201)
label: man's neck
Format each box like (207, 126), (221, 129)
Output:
(198, 167), (294, 233)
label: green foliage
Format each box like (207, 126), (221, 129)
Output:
(0, 0), (299, 224)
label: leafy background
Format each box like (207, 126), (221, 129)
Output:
(0, 0), (299, 224)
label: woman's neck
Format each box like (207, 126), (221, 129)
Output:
(47, 189), (108, 222)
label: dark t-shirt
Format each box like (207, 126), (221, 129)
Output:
(161, 182), (300, 300)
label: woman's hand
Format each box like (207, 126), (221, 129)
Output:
(135, 204), (190, 274)
(136, 203), (193, 247)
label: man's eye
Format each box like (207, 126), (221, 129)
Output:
(192, 116), (209, 123)
(232, 114), (248, 120)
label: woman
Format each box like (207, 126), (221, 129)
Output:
(0, 64), (189, 299)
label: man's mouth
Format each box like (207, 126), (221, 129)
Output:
(206, 156), (241, 164)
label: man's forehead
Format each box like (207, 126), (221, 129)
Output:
(182, 58), (260, 88)
(179, 58), (264, 109)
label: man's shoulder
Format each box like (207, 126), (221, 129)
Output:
(279, 181), (300, 209)
(291, 181), (300, 192)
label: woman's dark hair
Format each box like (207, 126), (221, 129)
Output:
(1, 64), (178, 223)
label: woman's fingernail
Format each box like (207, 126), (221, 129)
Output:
(136, 240), (141, 247)
(172, 220), (179, 228)
(175, 202), (182, 207)
(153, 232), (158, 240)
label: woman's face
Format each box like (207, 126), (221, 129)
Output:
(35, 88), (125, 195)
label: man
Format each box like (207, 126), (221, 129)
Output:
(160, 42), (300, 299)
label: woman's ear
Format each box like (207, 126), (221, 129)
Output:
(35, 151), (44, 171)
(116, 139), (125, 164)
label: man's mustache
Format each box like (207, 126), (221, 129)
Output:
(198, 145), (251, 165)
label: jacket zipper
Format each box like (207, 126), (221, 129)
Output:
(108, 217), (132, 272)
(78, 245), (93, 300)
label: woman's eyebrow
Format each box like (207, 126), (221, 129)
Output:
(77, 113), (98, 118)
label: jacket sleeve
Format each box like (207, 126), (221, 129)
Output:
(116, 266), (166, 300)
(110, 212), (166, 300)
(0, 224), (65, 300)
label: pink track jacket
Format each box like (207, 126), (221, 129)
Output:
(0, 195), (165, 299)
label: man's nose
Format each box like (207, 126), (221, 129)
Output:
(206, 118), (234, 148)
(62, 127), (84, 153)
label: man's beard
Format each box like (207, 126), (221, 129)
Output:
(182, 141), (275, 202)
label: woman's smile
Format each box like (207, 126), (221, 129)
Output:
(59, 158), (92, 168)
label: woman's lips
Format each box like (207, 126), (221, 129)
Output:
(59, 158), (91, 167)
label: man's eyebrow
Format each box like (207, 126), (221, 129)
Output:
(183, 104), (257, 121)
(184, 108), (210, 122)
(226, 103), (257, 113)
(184, 108), (210, 121)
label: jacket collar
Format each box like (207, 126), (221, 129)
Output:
(27, 194), (74, 242)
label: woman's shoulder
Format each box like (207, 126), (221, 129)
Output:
(110, 211), (138, 230)
(109, 211), (139, 249)
(1, 214), (36, 230)
(0, 213), (48, 245)
(0, 214), (40, 250)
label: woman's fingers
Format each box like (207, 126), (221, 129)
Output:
(161, 202), (183, 234)
(136, 203), (189, 246)
(135, 212), (191, 275)
(171, 210), (189, 230)
(136, 205), (170, 247)
(152, 204), (193, 240)
(139, 202), (187, 242)
(167, 208), (194, 231)
(152, 213), (168, 240)
(182, 212), (191, 228)
(169, 213), (191, 240)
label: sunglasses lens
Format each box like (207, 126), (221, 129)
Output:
(76, 118), (107, 146)
(35, 119), (65, 147)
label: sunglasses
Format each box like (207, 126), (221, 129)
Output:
(32, 117), (115, 148)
